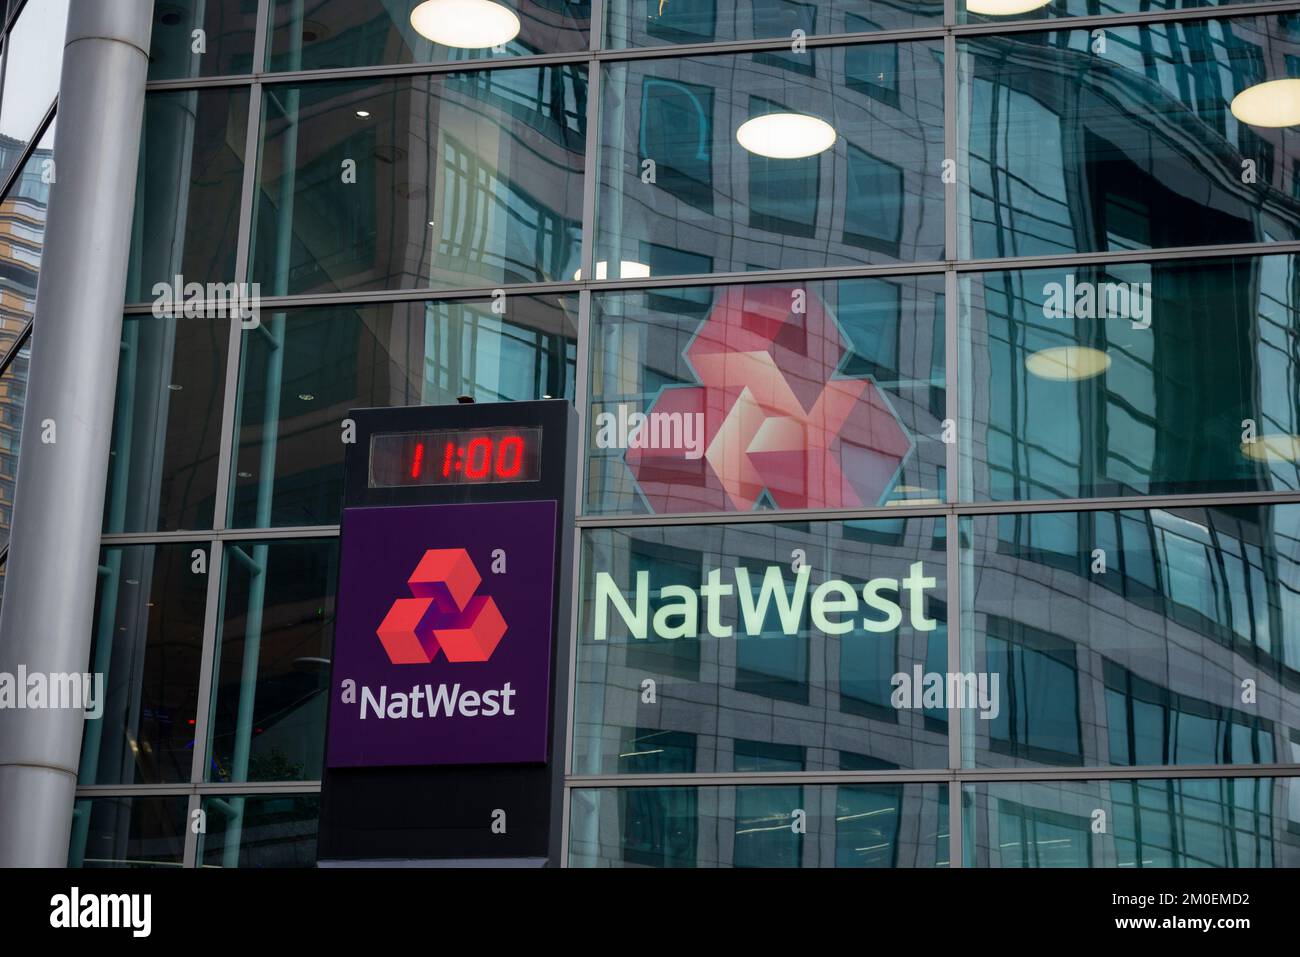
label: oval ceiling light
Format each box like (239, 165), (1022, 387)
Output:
(1230, 78), (1300, 128)
(1240, 433), (1300, 463)
(1025, 345), (1111, 381)
(736, 113), (837, 159)
(965, 0), (1052, 14)
(409, 0), (521, 50)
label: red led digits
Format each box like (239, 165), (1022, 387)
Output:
(411, 442), (425, 479)
(496, 435), (524, 478)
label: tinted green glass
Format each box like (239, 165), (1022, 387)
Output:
(229, 295), (576, 528)
(126, 89), (248, 300)
(198, 794), (320, 867)
(80, 543), (209, 785)
(250, 69), (585, 296)
(148, 0), (258, 80)
(267, 0), (589, 72)
(574, 518), (948, 775)
(68, 796), (188, 868)
(961, 255), (1300, 501)
(103, 315), (230, 533)
(596, 41), (943, 281)
(961, 15), (1300, 258)
(606, 0), (942, 48)
(964, 777), (1300, 866)
(570, 783), (948, 867)
(963, 505), (1300, 769)
(207, 538), (338, 783)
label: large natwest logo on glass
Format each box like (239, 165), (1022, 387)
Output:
(377, 548), (506, 664)
(617, 286), (913, 513)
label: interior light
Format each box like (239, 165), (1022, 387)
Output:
(1240, 433), (1300, 463)
(965, 0), (1052, 15)
(409, 0), (521, 49)
(573, 261), (651, 281)
(355, 110), (371, 118)
(1230, 79), (1300, 128)
(736, 113), (836, 159)
(1025, 346), (1111, 381)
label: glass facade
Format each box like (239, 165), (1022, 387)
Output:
(52, 0), (1300, 866)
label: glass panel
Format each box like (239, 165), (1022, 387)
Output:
(103, 314), (231, 533)
(229, 294), (576, 529)
(0, 339), (28, 551)
(607, 0), (942, 48)
(207, 538), (338, 783)
(962, 255), (1300, 502)
(961, 15), (1300, 259)
(574, 518), (948, 775)
(149, 0), (258, 80)
(964, 778), (1300, 867)
(0, 122), (53, 346)
(0, 0), (67, 187)
(961, 0), (1267, 27)
(250, 69), (586, 297)
(963, 505), (1300, 769)
(79, 543), (209, 785)
(596, 41), (943, 281)
(198, 793), (320, 867)
(267, 0), (589, 72)
(126, 89), (249, 301)
(569, 783), (948, 867)
(68, 796), (188, 868)
(586, 276), (946, 516)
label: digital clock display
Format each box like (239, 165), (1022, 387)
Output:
(368, 427), (544, 487)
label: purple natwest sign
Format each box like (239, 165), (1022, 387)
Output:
(326, 500), (558, 768)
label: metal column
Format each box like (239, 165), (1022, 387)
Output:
(0, 0), (153, 867)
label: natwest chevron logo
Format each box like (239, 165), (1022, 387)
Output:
(624, 286), (913, 513)
(375, 548), (506, 665)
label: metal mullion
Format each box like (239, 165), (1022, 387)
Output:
(955, 239), (1300, 274)
(74, 780), (323, 797)
(254, 0), (270, 75)
(102, 525), (341, 546)
(189, 539), (225, 786)
(182, 793), (201, 868)
(565, 762), (1300, 789)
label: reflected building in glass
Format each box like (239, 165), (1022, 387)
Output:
(1, 0), (1299, 867)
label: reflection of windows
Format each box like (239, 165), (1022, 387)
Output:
(620, 787), (698, 867)
(836, 784), (903, 867)
(645, 0), (718, 45)
(747, 97), (819, 238)
(1111, 778), (1276, 867)
(441, 136), (580, 284)
(839, 279), (901, 380)
(626, 540), (703, 680)
(639, 78), (714, 213)
(1104, 661), (1275, 766)
(840, 620), (897, 720)
(994, 798), (1092, 867)
(619, 728), (696, 774)
(845, 37), (899, 107)
(986, 618), (1083, 764)
(843, 146), (903, 255)
(753, 1), (817, 77)
(734, 557), (809, 704)
(735, 786), (802, 867)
